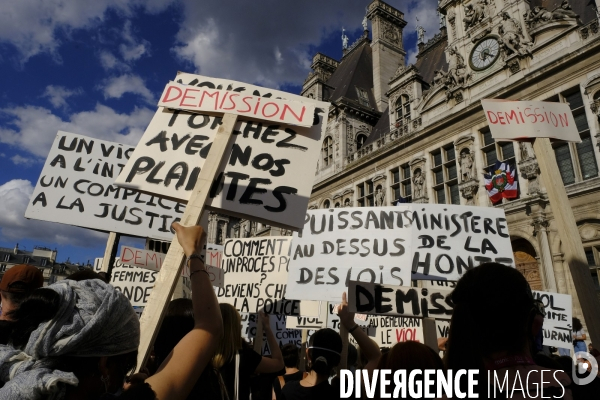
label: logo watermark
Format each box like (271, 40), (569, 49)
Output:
(573, 351), (598, 386)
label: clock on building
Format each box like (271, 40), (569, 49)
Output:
(470, 37), (500, 71)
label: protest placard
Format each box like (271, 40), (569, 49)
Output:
(119, 245), (225, 287)
(242, 313), (302, 355)
(217, 237), (300, 315)
(158, 81), (314, 127)
(481, 100), (580, 142)
(286, 205), (514, 302)
(533, 290), (573, 349)
(436, 320), (450, 339)
(286, 301), (328, 329)
(25, 131), (185, 240)
(115, 77), (328, 231)
(109, 258), (157, 307)
(347, 281), (454, 319)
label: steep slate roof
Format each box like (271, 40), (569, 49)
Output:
(363, 106), (389, 146)
(414, 35), (449, 86)
(531, 0), (596, 24)
(326, 39), (377, 109)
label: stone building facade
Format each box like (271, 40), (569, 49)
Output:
(299, 0), (600, 327)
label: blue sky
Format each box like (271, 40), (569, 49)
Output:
(0, 0), (439, 264)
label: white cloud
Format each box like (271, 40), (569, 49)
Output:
(0, 103), (153, 158)
(0, 179), (107, 247)
(172, 1), (370, 89)
(119, 20), (150, 61)
(41, 85), (83, 109)
(99, 50), (129, 71)
(100, 74), (155, 104)
(0, 0), (174, 63)
(10, 155), (38, 167)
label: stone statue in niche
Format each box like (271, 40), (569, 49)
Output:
(412, 169), (425, 198)
(460, 150), (475, 181)
(374, 187), (385, 206)
(519, 142), (535, 160)
(447, 47), (471, 87)
(498, 12), (533, 58)
(552, 0), (579, 20)
(463, 0), (488, 30)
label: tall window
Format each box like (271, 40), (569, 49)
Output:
(356, 87), (370, 107)
(357, 181), (374, 207)
(395, 95), (411, 126)
(431, 145), (460, 204)
(390, 164), (412, 202)
(481, 129), (516, 170)
(322, 136), (333, 167)
(550, 88), (598, 185)
(356, 133), (368, 150)
(586, 246), (600, 293)
(322, 199), (331, 209)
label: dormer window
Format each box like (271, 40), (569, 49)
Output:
(395, 95), (411, 126)
(356, 87), (370, 107)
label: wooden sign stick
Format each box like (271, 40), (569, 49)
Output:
(422, 317), (438, 352)
(100, 232), (120, 279)
(136, 113), (238, 370)
(533, 137), (600, 347)
(300, 329), (308, 372)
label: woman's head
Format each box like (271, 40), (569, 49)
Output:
(445, 263), (535, 370)
(213, 303), (243, 368)
(307, 328), (342, 376)
(377, 341), (444, 372)
(154, 298), (195, 367)
(573, 317), (583, 332)
(282, 343), (300, 368)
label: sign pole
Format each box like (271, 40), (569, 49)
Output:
(533, 137), (600, 346)
(136, 113), (238, 370)
(422, 318), (438, 352)
(100, 232), (120, 280)
(300, 329), (308, 372)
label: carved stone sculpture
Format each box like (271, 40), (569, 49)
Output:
(524, 7), (553, 29)
(374, 187), (385, 206)
(412, 169), (425, 198)
(460, 150), (475, 181)
(552, 0), (578, 20)
(498, 12), (533, 58)
(519, 142), (535, 160)
(447, 47), (471, 87)
(463, 0), (488, 30)
(342, 28), (349, 49)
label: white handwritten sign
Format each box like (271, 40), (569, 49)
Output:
(348, 281), (454, 319)
(116, 76), (328, 231)
(286, 301), (328, 329)
(158, 81), (314, 127)
(286, 205), (514, 302)
(109, 258), (157, 307)
(217, 237), (299, 315)
(481, 100), (581, 142)
(533, 290), (573, 349)
(25, 131), (185, 240)
(242, 313), (302, 354)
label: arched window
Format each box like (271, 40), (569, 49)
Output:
(356, 134), (367, 150)
(334, 202), (341, 208)
(322, 136), (333, 167)
(323, 199), (331, 209)
(395, 95), (411, 126)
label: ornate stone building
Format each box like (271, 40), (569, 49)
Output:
(296, 0), (600, 326)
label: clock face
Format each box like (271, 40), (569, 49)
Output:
(470, 37), (500, 71)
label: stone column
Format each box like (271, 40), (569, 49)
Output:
(532, 217), (558, 292)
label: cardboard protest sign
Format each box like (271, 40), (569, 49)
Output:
(119, 245), (224, 287)
(115, 75), (329, 231)
(286, 301), (328, 330)
(286, 205), (514, 302)
(348, 281), (454, 319)
(436, 320), (450, 339)
(217, 237), (300, 315)
(25, 131), (185, 240)
(109, 258), (157, 307)
(533, 290), (573, 349)
(159, 81), (314, 127)
(481, 100), (581, 142)
(242, 313), (302, 355)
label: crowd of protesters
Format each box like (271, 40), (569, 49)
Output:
(0, 222), (598, 399)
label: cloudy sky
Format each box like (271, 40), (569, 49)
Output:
(0, 0), (440, 264)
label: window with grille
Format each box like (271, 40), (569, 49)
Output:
(322, 136), (333, 167)
(551, 88), (598, 184)
(390, 164), (412, 203)
(356, 87), (370, 107)
(431, 145), (460, 205)
(395, 95), (411, 127)
(356, 181), (374, 207)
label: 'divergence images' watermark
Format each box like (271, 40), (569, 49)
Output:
(340, 357), (599, 399)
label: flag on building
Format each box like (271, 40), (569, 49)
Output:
(484, 161), (518, 204)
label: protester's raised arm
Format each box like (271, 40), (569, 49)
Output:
(145, 222), (223, 400)
(338, 292), (381, 374)
(255, 312), (285, 374)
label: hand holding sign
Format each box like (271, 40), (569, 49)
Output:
(337, 292), (356, 330)
(172, 222), (206, 258)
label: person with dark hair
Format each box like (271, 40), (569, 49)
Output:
(0, 264), (44, 321)
(572, 317), (587, 353)
(272, 343), (305, 400)
(65, 269), (108, 283)
(445, 262), (572, 398)
(0, 222), (223, 400)
(281, 328), (342, 400)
